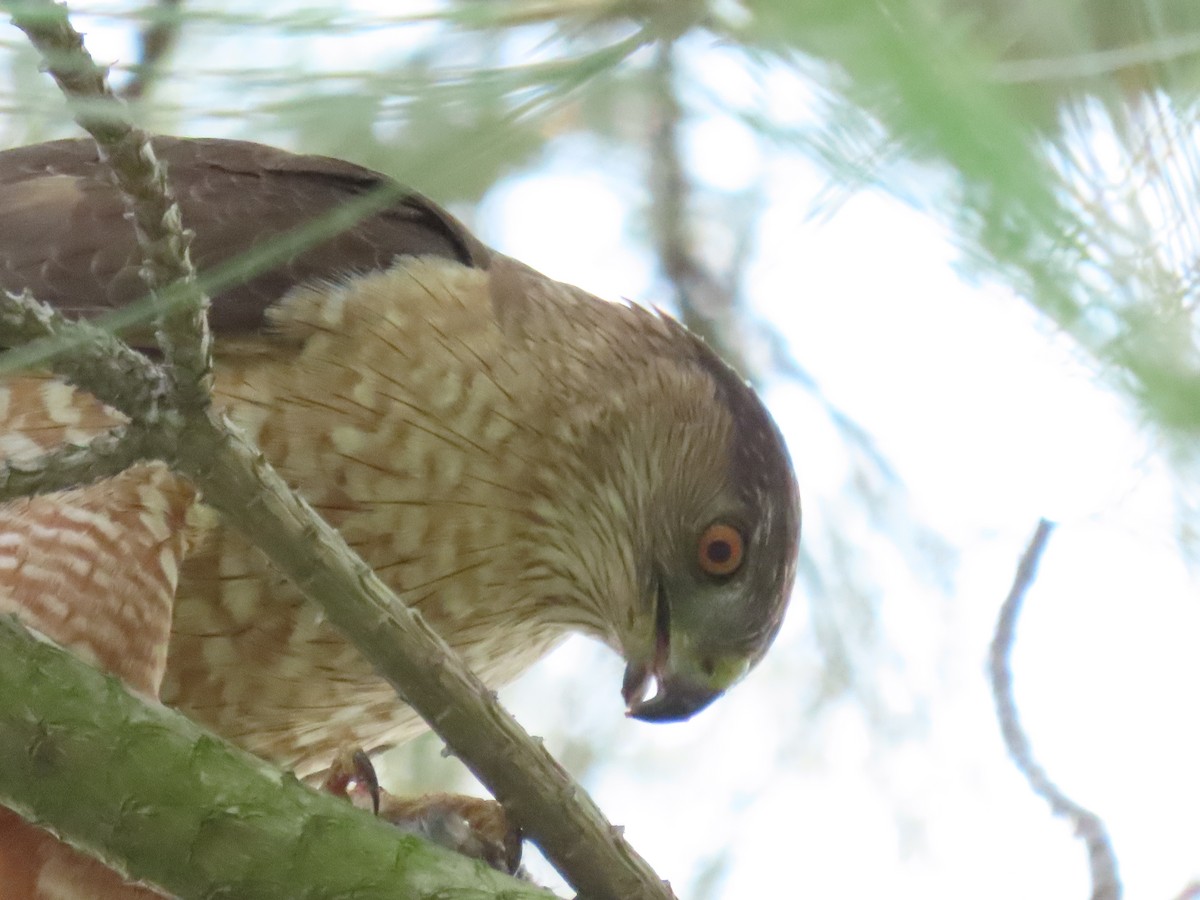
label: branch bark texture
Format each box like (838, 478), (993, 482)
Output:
(0, 614), (551, 900)
(8, 0), (213, 395)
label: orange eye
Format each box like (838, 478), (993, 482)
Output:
(698, 523), (745, 577)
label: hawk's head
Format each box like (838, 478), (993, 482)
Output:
(592, 313), (800, 722)
(620, 324), (800, 721)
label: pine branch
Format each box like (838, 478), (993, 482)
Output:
(7, 0), (212, 400)
(0, 425), (157, 501)
(0, 614), (552, 899)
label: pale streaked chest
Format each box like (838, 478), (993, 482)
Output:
(163, 264), (581, 773)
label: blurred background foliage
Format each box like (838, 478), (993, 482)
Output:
(3, 0), (1199, 895)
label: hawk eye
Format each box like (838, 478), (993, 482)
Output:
(697, 523), (745, 577)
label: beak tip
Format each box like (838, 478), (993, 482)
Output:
(621, 661), (651, 708)
(623, 675), (725, 723)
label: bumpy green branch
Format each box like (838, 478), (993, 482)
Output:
(0, 615), (552, 900)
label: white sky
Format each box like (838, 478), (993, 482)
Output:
(36, 6), (1200, 898)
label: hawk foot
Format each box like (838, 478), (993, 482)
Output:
(321, 748), (524, 877)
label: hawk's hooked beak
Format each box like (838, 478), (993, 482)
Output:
(622, 662), (724, 722)
(621, 581), (725, 722)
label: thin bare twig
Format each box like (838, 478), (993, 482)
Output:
(0, 289), (172, 415)
(0, 426), (159, 501)
(646, 39), (749, 374)
(121, 0), (184, 102)
(990, 519), (1122, 900)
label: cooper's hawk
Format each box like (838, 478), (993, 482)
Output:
(0, 137), (800, 896)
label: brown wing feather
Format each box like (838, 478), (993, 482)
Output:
(0, 137), (491, 337)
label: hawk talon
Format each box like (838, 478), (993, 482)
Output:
(321, 748), (524, 876)
(320, 747), (381, 815)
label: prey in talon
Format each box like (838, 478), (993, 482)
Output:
(322, 747), (524, 877)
